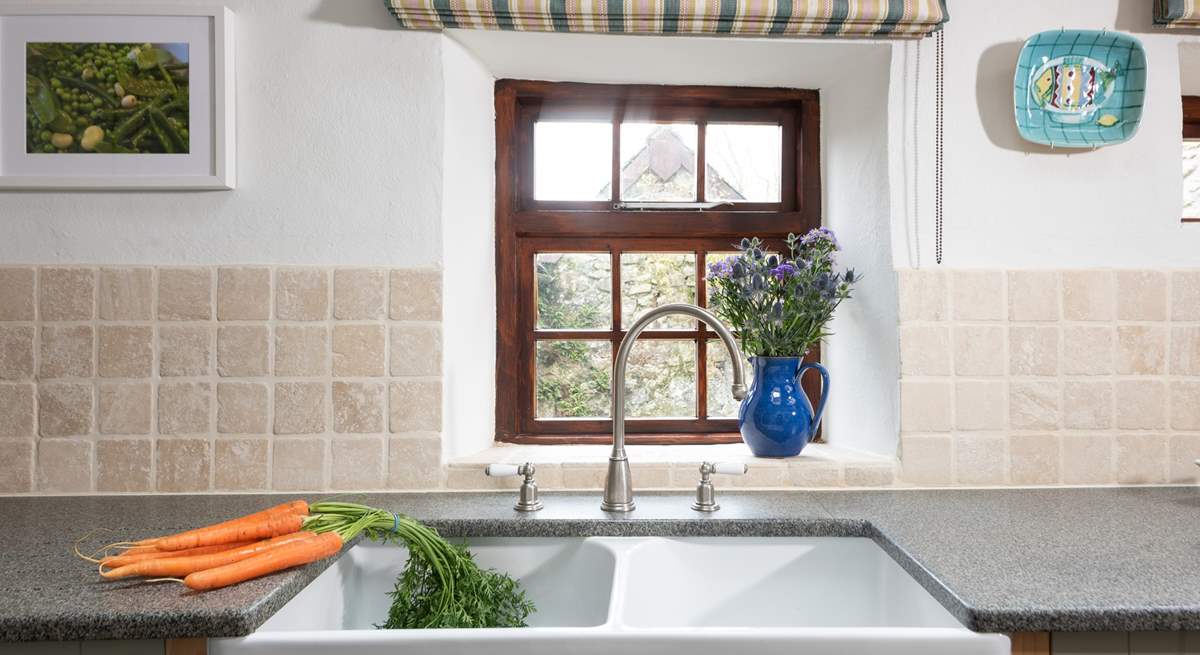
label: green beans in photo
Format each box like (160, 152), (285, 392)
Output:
(24, 41), (190, 155)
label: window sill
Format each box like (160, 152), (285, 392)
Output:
(446, 442), (897, 490)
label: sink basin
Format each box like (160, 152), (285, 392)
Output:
(619, 537), (962, 629)
(211, 537), (1008, 655)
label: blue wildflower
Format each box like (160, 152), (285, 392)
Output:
(770, 301), (784, 324)
(816, 273), (838, 300)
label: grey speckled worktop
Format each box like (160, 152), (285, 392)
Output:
(2, 487), (1199, 642)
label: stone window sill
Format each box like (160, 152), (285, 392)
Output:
(446, 442), (897, 490)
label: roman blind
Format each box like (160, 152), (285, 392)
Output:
(1155, 0), (1200, 28)
(384, 0), (948, 38)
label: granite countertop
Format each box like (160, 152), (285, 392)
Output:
(1, 486), (1198, 642)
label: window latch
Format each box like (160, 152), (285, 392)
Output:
(613, 201), (733, 211)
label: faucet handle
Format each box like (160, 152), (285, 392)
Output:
(691, 461), (747, 512)
(485, 462), (543, 512)
(708, 462), (748, 476)
(485, 463), (521, 477)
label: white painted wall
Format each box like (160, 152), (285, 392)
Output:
(445, 31), (901, 456)
(7, 0), (1198, 458)
(1182, 43), (1200, 95)
(440, 39), (497, 459)
(897, 0), (1200, 269)
(0, 0), (444, 266)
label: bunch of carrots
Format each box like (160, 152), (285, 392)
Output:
(81, 500), (364, 591)
(80, 500), (535, 628)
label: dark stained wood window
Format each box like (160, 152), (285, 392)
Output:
(494, 80), (822, 444)
(1185, 96), (1200, 223)
(1184, 96), (1200, 139)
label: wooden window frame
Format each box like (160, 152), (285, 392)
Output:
(494, 79), (822, 444)
(1184, 95), (1200, 223)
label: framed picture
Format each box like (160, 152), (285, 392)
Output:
(0, 5), (234, 189)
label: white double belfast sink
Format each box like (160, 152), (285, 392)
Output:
(211, 537), (1009, 655)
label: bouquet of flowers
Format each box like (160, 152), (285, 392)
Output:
(706, 228), (856, 357)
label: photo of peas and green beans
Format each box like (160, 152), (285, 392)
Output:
(25, 42), (189, 155)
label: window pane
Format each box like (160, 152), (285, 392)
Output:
(536, 253), (612, 329)
(534, 121), (612, 201)
(621, 253), (696, 329)
(536, 341), (612, 418)
(707, 339), (753, 419)
(705, 123), (782, 202)
(625, 340), (696, 418)
(620, 122), (698, 202)
(1185, 141), (1200, 218)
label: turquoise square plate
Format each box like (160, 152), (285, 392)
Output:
(1013, 29), (1146, 148)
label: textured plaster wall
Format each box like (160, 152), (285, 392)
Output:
(445, 31), (901, 456)
(895, 0), (1200, 269)
(0, 0), (444, 267)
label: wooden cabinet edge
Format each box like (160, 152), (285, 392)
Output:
(1011, 632), (1051, 655)
(166, 637), (208, 655)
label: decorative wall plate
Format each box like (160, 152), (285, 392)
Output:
(1013, 29), (1146, 148)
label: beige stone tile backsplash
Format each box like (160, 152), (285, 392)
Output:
(898, 269), (1200, 487)
(0, 266), (442, 494)
(3, 265), (1197, 494)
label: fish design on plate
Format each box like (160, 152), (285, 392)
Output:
(1029, 55), (1119, 125)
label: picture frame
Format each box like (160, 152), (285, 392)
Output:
(0, 4), (234, 190)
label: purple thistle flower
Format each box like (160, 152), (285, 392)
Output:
(801, 227), (840, 250)
(706, 259), (733, 280)
(770, 262), (798, 281)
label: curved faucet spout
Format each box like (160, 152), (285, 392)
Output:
(602, 303), (747, 512)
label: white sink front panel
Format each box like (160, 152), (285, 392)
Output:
(211, 536), (1009, 655)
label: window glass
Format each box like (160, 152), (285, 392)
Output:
(536, 253), (612, 330)
(534, 121), (612, 201)
(1184, 141), (1200, 218)
(705, 123), (783, 202)
(621, 253), (696, 329)
(707, 340), (754, 419)
(619, 122), (699, 202)
(625, 340), (696, 418)
(535, 341), (612, 418)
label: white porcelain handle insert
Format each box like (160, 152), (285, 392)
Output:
(711, 462), (748, 476)
(485, 464), (521, 477)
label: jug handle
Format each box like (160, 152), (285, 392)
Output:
(795, 361), (830, 431)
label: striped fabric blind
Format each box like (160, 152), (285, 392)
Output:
(1155, 0), (1200, 27)
(383, 0), (948, 38)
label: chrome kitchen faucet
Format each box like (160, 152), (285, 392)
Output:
(602, 303), (747, 513)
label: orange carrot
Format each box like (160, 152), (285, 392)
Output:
(135, 500), (309, 547)
(100, 541), (256, 569)
(184, 532), (343, 591)
(101, 533), (319, 580)
(152, 512), (306, 552)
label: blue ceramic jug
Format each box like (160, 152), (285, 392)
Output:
(737, 356), (829, 458)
